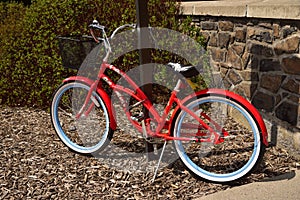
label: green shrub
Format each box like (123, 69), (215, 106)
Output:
(0, 2), (27, 104)
(0, 0), (204, 108)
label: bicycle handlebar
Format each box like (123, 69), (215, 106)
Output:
(89, 20), (136, 62)
(89, 20), (135, 42)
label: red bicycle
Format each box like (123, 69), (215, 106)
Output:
(51, 20), (268, 183)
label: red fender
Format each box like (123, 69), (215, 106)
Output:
(63, 76), (117, 130)
(170, 89), (268, 146)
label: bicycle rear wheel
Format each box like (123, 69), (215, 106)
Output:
(51, 82), (113, 154)
(172, 94), (265, 183)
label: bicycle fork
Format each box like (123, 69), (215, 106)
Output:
(76, 81), (99, 119)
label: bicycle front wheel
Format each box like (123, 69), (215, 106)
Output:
(172, 94), (265, 183)
(51, 82), (113, 154)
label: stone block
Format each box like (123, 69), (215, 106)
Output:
(239, 82), (258, 99)
(232, 86), (247, 99)
(220, 66), (228, 76)
(227, 69), (242, 85)
(220, 62), (230, 69)
(282, 79), (300, 94)
(231, 43), (245, 56)
(260, 31), (273, 43)
(208, 47), (227, 63)
(247, 27), (256, 39)
(200, 31), (210, 44)
(219, 21), (234, 32)
(274, 35), (300, 55)
(247, 41), (274, 57)
(258, 22), (273, 29)
(287, 95), (300, 104)
(235, 27), (246, 43)
(282, 25), (298, 38)
(240, 70), (259, 81)
(247, 27), (273, 43)
(201, 21), (218, 31)
(282, 92), (289, 98)
(218, 32), (230, 48)
(208, 32), (218, 47)
(260, 59), (282, 72)
(252, 91), (275, 112)
(246, 55), (259, 70)
(275, 94), (282, 106)
(242, 52), (251, 69)
(229, 33), (235, 45)
(273, 24), (280, 39)
(222, 78), (232, 89)
(227, 48), (243, 70)
(260, 74), (284, 93)
(281, 54), (300, 75)
(275, 101), (298, 126)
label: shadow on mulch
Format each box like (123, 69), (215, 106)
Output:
(0, 106), (299, 199)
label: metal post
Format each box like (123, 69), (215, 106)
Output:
(135, 0), (156, 160)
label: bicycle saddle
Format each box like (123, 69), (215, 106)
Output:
(167, 62), (200, 78)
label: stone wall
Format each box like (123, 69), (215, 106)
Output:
(187, 16), (300, 132)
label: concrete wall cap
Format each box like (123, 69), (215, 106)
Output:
(180, 0), (300, 20)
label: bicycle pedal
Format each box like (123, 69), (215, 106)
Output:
(130, 113), (144, 122)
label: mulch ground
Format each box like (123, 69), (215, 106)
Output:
(0, 106), (299, 199)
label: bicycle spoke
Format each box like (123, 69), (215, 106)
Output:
(51, 82), (113, 154)
(173, 95), (264, 182)
(58, 107), (74, 118)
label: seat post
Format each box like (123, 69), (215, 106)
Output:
(174, 79), (182, 92)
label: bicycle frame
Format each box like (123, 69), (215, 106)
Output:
(65, 60), (240, 145)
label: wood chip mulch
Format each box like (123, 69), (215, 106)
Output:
(0, 106), (299, 199)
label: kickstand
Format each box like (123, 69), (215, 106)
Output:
(152, 140), (167, 183)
